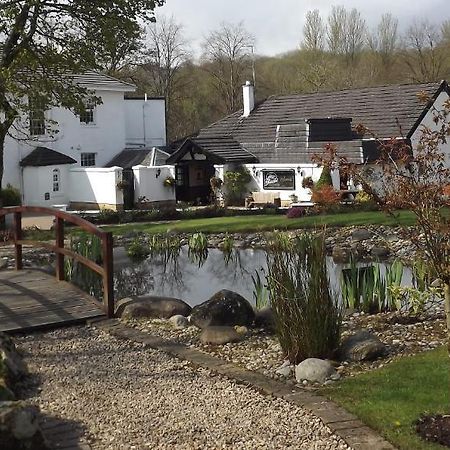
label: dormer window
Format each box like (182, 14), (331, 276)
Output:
(79, 99), (95, 124)
(308, 118), (352, 142)
(29, 96), (46, 136)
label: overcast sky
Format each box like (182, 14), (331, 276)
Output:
(156, 0), (449, 57)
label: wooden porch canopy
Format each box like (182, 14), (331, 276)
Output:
(166, 137), (258, 165)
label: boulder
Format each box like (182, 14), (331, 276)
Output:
(332, 246), (351, 263)
(339, 330), (386, 362)
(275, 360), (292, 377)
(190, 290), (255, 329)
(0, 258), (7, 270)
(351, 229), (372, 241)
(0, 332), (28, 380)
(169, 315), (189, 329)
(371, 246), (390, 258)
(295, 358), (336, 384)
(0, 401), (47, 449)
(254, 307), (276, 332)
(115, 296), (192, 319)
(199, 326), (243, 345)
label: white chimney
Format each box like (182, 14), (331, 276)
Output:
(242, 81), (255, 117)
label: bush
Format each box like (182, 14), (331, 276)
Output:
(223, 166), (251, 206)
(311, 185), (340, 210)
(302, 176), (314, 189)
(0, 184), (21, 206)
(315, 166), (333, 190)
(286, 206), (305, 219)
(266, 232), (342, 363)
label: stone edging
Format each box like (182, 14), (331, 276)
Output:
(90, 319), (396, 450)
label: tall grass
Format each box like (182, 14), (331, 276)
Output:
(251, 268), (270, 310)
(65, 233), (103, 300)
(188, 232), (208, 266)
(266, 232), (342, 364)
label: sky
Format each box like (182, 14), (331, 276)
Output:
(156, 0), (449, 57)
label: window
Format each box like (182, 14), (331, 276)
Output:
(52, 169), (60, 192)
(262, 170), (295, 190)
(79, 99), (95, 124)
(81, 153), (96, 167)
(29, 96), (45, 136)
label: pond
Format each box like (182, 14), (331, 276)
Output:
(113, 247), (413, 307)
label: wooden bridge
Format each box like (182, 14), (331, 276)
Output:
(0, 206), (114, 333)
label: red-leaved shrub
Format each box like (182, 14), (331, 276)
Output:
(311, 186), (340, 209)
(286, 206), (305, 219)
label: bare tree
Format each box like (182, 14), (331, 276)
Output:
(403, 19), (446, 82)
(327, 5), (347, 55)
(302, 9), (325, 52)
(202, 22), (255, 114)
(139, 16), (190, 116)
(327, 6), (366, 62)
(368, 13), (399, 71)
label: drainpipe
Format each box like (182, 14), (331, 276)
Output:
(142, 93), (147, 147)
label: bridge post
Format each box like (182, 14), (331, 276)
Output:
(55, 217), (65, 281)
(102, 232), (114, 318)
(13, 212), (22, 270)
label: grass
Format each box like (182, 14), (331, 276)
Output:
(103, 210), (417, 235)
(321, 347), (449, 450)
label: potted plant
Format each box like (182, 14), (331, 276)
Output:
(116, 179), (129, 191)
(163, 176), (176, 188)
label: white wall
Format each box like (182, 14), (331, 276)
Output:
(23, 164), (72, 206)
(69, 167), (123, 207)
(124, 98), (166, 148)
(133, 165), (175, 203)
(240, 163), (326, 202)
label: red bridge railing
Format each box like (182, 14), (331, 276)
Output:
(0, 206), (114, 318)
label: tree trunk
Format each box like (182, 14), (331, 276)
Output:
(0, 129), (5, 190)
(444, 283), (450, 385)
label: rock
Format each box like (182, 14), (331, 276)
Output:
(169, 315), (189, 329)
(331, 246), (351, 263)
(295, 358), (336, 384)
(0, 258), (7, 270)
(116, 296), (192, 319)
(275, 363), (292, 377)
(351, 229), (372, 241)
(254, 307), (276, 331)
(371, 246), (390, 258)
(199, 326), (243, 345)
(234, 326), (248, 335)
(339, 330), (386, 362)
(0, 333), (28, 380)
(0, 401), (47, 449)
(330, 373), (341, 381)
(190, 290), (255, 329)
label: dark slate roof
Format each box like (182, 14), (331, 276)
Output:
(106, 149), (153, 169)
(167, 137), (258, 164)
(194, 81), (445, 164)
(20, 147), (77, 167)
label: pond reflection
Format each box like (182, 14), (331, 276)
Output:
(113, 247), (413, 307)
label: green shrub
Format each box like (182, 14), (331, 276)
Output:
(223, 166), (252, 206)
(126, 238), (150, 261)
(315, 166), (333, 190)
(0, 184), (21, 206)
(266, 232), (342, 363)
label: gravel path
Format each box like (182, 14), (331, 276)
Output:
(16, 326), (350, 450)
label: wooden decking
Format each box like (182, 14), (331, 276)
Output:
(0, 269), (105, 333)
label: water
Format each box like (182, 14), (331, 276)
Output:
(113, 247), (413, 307)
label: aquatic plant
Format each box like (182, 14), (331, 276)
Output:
(385, 259), (404, 310)
(188, 232), (209, 266)
(251, 268), (269, 310)
(126, 238), (150, 261)
(266, 231), (342, 364)
(221, 234), (235, 264)
(64, 233), (103, 300)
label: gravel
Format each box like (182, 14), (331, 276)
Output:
(16, 326), (350, 450)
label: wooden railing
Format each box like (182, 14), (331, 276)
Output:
(0, 206), (114, 317)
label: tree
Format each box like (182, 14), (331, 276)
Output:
(302, 9), (325, 52)
(403, 19), (446, 82)
(202, 22), (254, 114)
(0, 0), (164, 188)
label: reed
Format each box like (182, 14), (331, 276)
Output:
(251, 268), (270, 310)
(266, 231), (342, 364)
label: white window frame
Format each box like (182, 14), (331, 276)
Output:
(79, 99), (96, 125)
(29, 96), (46, 136)
(52, 168), (60, 192)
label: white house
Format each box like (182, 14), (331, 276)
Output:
(167, 80), (450, 206)
(4, 71), (171, 210)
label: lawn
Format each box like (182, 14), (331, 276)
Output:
(321, 347), (449, 450)
(103, 210), (417, 235)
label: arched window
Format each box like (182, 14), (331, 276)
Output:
(52, 169), (60, 192)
